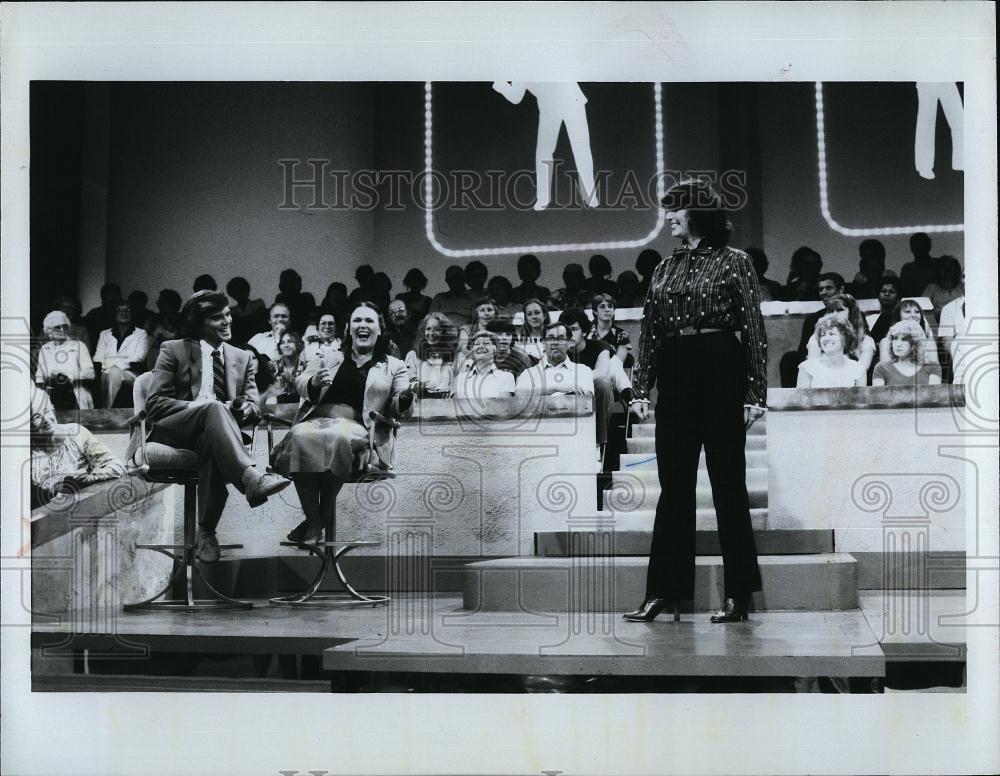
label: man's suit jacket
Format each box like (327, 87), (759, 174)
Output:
(145, 338), (260, 424)
(292, 349), (412, 466)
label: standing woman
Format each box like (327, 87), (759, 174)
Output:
(270, 303), (414, 543)
(624, 179), (767, 624)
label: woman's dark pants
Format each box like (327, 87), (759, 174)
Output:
(644, 333), (763, 601)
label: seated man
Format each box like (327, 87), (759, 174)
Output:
(778, 272), (845, 387)
(143, 290), (291, 562)
(29, 385), (125, 509)
(386, 299), (418, 357)
(247, 302), (292, 362)
(559, 307), (625, 464)
(94, 301), (150, 408)
(485, 319), (535, 378)
(515, 320), (600, 467)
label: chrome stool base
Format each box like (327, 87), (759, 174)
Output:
(268, 540), (390, 609)
(124, 542), (254, 612)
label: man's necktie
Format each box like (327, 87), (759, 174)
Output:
(211, 349), (226, 400)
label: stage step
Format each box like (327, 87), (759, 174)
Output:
(620, 450), (769, 470)
(626, 434), (767, 454)
(534, 529), (834, 557)
(597, 507), (771, 530)
(605, 478), (769, 512)
(462, 554), (858, 612)
(631, 421), (766, 437)
(611, 467), (768, 490)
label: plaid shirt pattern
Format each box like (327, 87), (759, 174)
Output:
(632, 244), (768, 407)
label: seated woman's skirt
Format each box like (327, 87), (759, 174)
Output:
(270, 403), (368, 479)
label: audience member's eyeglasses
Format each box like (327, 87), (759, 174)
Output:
(544, 334), (568, 342)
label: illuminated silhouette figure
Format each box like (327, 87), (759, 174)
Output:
(493, 81), (598, 210)
(914, 82), (964, 180)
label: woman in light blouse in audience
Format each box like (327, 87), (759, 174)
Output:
(404, 312), (459, 398)
(456, 297), (499, 356)
(263, 329), (305, 404)
(452, 331), (515, 400)
(517, 298), (549, 362)
(872, 319), (942, 386)
(806, 293), (876, 374)
(35, 310), (95, 410)
(797, 314), (868, 388)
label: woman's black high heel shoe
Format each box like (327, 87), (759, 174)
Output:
(709, 596), (750, 623)
(622, 598), (681, 622)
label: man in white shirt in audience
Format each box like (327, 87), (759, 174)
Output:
(94, 301), (150, 407)
(247, 302), (291, 362)
(938, 277), (968, 384)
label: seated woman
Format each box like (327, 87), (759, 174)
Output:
(300, 313), (342, 370)
(29, 385), (125, 508)
(877, 298), (939, 365)
(457, 297), (499, 355)
(588, 293), (632, 368)
(35, 310), (96, 410)
(404, 312), (459, 398)
(806, 293), (876, 374)
(797, 314), (868, 388)
(517, 298), (549, 362)
(270, 303), (414, 544)
(262, 329), (305, 404)
(872, 320), (942, 386)
(452, 330), (516, 400)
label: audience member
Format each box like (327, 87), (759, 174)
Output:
(83, 282), (123, 350)
(784, 246), (823, 301)
(127, 290), (154, 329)
(226, 276), (267, 347)
(142, 290), (290, 562)
(586, 254), (618, 297)
(487, 275), (516, 322)
(35, 310), (95, 410)
(385, 300), (417, 357)
(867, 275), (901, 345)
(94, 301), (150, 408)
(805, 293), (876, 375)
(247, 302), (291, 362)
(452, 331), (516, 400)
(321, 282), (350, 337)
(921, 255), (964, 319)
(877, 298), (938, 366)
(796, 315), (867, 388)
(29, 385), (125, 509)
(518, 298), (549, 361)
(485, 320), (535, 379)
(589, 293), (632, 367)
(346, 265), (375, 310)
(143, 313), (182, 373)
(745, 246), (784, 302)
(396, 268), (432, 320)
(635, 248), (661, 297)
(405, 312), (459, 398)
(511, 254), (550, 304)
(464, 260), (488, 296)
(548, 263), (591, 310)
(300, 313), (341, 370)
(778, 271), (846, 386)
(457, 297), (498, 354)
(872, 320), (942, 386)
(275, 268), (316, 336)
(51, 296), (90, 344)
(430, 265), (475, 327)
(262, 329), (305, 404)
(193, 274), (218, 292)
(938, 273), (967, 383)
(156, 288), (183, 321)
(615, 270), (644, 308)
(899, 232), (938, 298)
(851, 239), (895, 300)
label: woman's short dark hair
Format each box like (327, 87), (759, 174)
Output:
(590, 293), (616, 314)
(557, 306), (592, 335)
(815, 313), (857, 356)
(469, 296), (498, 322)
(403, 268), (428, 291)
(181, 290), (229, 338)
(340, 301), (392, 363)
(660, 179), (732, 248)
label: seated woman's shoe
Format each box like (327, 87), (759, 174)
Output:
(622, 597), (681, 622)
(286, 520), (323, 544)
(709, 597), (750, 623)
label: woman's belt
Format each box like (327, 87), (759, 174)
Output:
(662, 326), (729, 337)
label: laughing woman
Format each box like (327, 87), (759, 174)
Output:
(270, 302), (414, 544)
